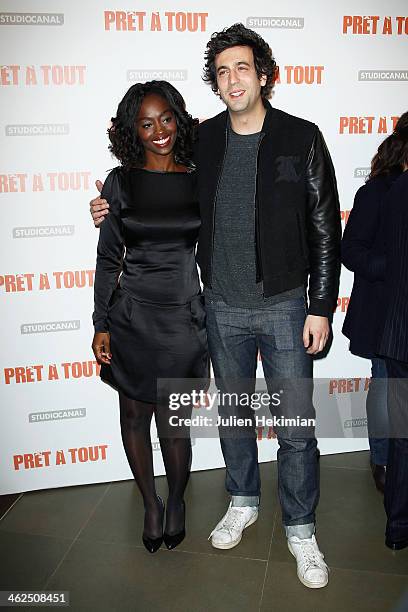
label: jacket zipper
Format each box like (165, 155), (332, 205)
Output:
(255, 132), (265, 296)
(209, 123), (229, 287)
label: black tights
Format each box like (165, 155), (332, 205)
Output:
(119, 392), (191, 538)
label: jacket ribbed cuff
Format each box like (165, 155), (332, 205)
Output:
(308, 297), (332, 319)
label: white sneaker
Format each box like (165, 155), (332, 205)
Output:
(287, 535), (329, 588)
(208, 502), (258, 549)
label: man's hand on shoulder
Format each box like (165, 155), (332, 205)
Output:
(90, 179), (108, 227)
(303, 315), (330, 355)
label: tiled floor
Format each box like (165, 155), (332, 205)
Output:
(1, 451), (407, 611)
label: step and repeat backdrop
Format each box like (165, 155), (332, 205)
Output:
(1, 0), (407, 494)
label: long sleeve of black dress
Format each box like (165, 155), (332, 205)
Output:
(93, 168), (124, 333)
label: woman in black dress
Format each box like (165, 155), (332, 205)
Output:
(92, 81), (209, 553)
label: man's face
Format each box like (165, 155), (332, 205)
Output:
(214, 45), (266, 115)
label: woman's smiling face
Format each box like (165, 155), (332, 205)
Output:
(136, 93), (178, 160)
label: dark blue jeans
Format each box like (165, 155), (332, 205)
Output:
(205, 293), (319, 533)
(367, 358), (389, 466)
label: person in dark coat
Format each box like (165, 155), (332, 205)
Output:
(341, 113), (408, 493)
(376, 113), (408, 549)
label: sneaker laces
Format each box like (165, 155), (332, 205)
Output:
(298, 538), (326, 570)
(208, 507), (246, 539)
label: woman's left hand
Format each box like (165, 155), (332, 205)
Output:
(92, 332), (112, 365)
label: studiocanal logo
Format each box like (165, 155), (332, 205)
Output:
(29, 408), (86, 423)
(13, 225), (75, 238)
(152, 439), (196, 452)
(6, 124), (69, 136)
(344, 418), (368, 429)
(246, 16), (304, 29)
(21, 320), (80, 334)
(0, 12), (64, 25)
(358, 70), (408, 81)
(127, 69), (187, 82)
(354, 167), (370, 178)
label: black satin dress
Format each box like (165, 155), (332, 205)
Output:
(93, 167), (209, 403)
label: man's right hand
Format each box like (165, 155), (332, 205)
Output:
(90, 179), (109, 227)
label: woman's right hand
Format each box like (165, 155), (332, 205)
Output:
(92, 332), (112, 365)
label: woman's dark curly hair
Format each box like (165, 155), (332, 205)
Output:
(108, 80), (197, 168)
(369, 111), (408, 179)
(202, 23), (277, 100)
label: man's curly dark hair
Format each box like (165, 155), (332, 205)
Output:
(203, 23), (277, 100)
(108, 80), (197, 168)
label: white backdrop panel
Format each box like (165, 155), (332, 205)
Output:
(1, 0), (407, 493)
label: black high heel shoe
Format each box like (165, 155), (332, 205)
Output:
(163, 500), (186, 550)
(142, 496), (164, 553)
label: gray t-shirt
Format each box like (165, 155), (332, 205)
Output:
(209, 127), (304, 307)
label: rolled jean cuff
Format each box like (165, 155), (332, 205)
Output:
(285, 522), (315, 539)
(231, 495), (259, 508)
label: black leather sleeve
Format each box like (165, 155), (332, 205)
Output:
(305, 129), (342, 318)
